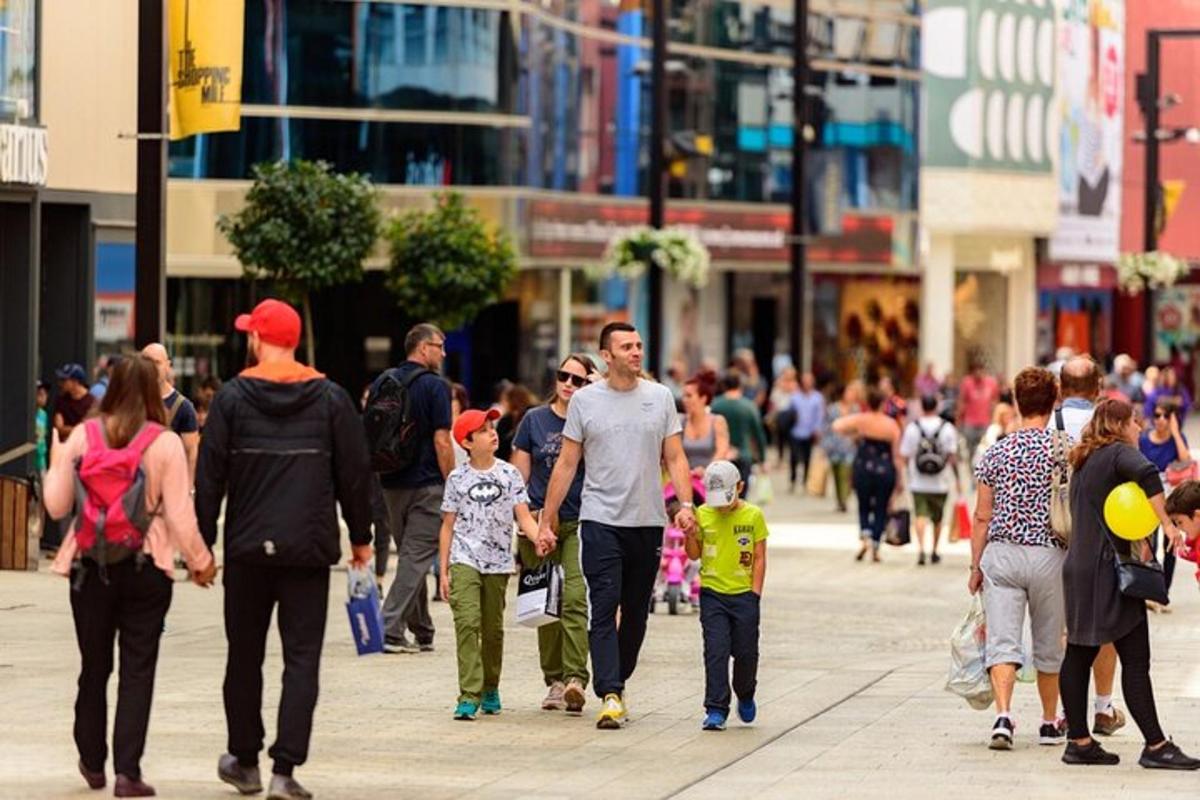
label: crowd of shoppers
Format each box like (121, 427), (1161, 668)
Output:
(37, 294), (1200, 794)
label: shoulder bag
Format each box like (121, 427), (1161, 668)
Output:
(1048, 427), (1073, 545)
(1104, 528), (1169, 606)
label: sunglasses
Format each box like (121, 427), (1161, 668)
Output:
(1155, 411), (1171, 419)
(556, 370), (589, 388)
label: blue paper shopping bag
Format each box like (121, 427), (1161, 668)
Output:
(346, 568), (385, 655)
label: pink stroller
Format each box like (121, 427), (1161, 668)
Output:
(654, 477), (706, 614)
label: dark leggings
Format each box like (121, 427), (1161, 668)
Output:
(789, 436), (814, 487)
(853, 473), (895, 545)
(1059, 617), (1164, 743)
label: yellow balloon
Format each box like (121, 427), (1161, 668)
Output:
(1103, 482), (1159, 541)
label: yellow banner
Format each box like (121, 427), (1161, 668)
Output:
(169, 0), (244, 141)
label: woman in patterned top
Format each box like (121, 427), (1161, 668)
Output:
(968, 367), (1068, 752)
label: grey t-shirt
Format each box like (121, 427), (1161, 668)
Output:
(563, 378), (682, 527)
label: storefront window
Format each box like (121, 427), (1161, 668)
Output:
(0, 0), (37, 121)
(241, 1), (515, 113)
(169, 119), (516, 184)
(954, 272), (1008, 377)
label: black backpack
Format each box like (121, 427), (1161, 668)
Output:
(364, 367), (432, 473)
(913, 420), (949, 476)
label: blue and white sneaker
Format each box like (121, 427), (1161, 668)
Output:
(453, 701), (478, 721)
(702, 711), (727, 731)
(737, 699), (757, 724)
(481, 689), (502, 715)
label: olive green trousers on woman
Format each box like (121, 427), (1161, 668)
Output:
(517, 520), (590, 688)
(448, 564), (509, 704)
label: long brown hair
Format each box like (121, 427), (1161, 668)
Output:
(1070, 397), (1133, 471)
(98, 355), (166, 448)
(546, 353), (597, 404)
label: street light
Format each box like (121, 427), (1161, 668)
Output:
(1138, 28), (1200, 366)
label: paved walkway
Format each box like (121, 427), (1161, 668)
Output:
(3, 475), (1200, 799)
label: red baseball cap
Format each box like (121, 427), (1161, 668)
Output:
(453, 408), (501, 448)
(234, 299), (302, 348)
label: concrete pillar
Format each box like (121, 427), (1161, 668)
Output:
(920, 231), (955, 377)
(1005, 241), (1037, 379)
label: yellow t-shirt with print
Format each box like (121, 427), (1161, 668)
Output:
(696, 502), (768, 595)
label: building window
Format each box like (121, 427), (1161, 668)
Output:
(0, 0), (37, 121)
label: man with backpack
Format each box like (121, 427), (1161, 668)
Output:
(142, 344), (200, 483)
(364, 323), (455, 654)
(900, 395), (961, 565)
(196, 298), (373, 800)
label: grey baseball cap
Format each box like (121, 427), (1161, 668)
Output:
(703, 460), (741, 508)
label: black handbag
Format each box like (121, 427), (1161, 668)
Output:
(1105, 531), (1169, 605)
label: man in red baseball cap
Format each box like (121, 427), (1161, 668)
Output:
(234, 298), (302, 350)
(197, 297), (373, 800)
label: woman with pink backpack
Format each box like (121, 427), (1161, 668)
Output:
(43, 355), (215, 798)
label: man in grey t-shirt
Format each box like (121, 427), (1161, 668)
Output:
(540, 322), (696, 730)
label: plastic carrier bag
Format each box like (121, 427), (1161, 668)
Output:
(945, 594), (994, 710)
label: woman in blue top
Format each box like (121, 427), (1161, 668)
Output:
(1139, 401), (1190, 596)
(511, 354), (597, 715)
(1140, 402), (1190, 473)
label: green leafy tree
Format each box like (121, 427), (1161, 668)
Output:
(217, 159), (381, 365)
(383, 192), (517, 332)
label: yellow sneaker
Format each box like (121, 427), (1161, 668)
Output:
(596, 693), (626, 729)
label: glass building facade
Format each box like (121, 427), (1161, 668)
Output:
(170, 0), (919, 213)
(166, 0), (921, 399)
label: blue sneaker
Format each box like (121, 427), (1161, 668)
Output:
(481, 689), (502, 715)
(453, 701), (478, 721)
(737, 699), (757, 724)
(702, 711), (727, 731)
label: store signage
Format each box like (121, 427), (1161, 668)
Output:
(527, 200), (897, 266)
(0, 124), (48, 186)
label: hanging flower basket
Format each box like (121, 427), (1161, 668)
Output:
(1117, 251), (1190, 294)
(596, 226), (711, 289)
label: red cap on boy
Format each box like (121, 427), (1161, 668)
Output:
(453, 408), (501, 448)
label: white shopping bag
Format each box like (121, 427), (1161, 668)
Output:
(516, 560), (564, 628)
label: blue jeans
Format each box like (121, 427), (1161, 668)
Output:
(853, 472), (895, 544)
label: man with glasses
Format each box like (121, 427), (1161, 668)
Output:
(374, 323), (456, 654)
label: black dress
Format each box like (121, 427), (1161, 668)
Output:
(1063, 443), (1163, 647)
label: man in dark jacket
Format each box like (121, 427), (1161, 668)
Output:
(196, 298), (372, 800)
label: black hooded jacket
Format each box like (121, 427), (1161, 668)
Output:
(196, 362), (372, 566)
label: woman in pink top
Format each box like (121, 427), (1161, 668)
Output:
(44, 356), (215, 798)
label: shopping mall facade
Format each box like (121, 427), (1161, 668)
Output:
(158, 0), (922, 401)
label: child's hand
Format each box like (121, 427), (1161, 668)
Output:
(536, 530), (557, 557)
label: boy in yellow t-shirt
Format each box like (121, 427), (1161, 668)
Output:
(684, 460), (769, 731)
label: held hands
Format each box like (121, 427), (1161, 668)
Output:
(538, 509), (559, 540)
(535, 529), (557, 558)
(674, 506), (697, 535)
(349, 544), (373, 571)
(191, 561), (217, 588)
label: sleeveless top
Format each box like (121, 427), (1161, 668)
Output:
(853, 437), (895, 478)
(682, 413), (717, 470)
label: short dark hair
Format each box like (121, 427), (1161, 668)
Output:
(717, 372), (741, 393)
(1013, 367), (1057, 418)
(405, 323), (444, 356)
(865, 387), (885, 411)
(451, 382), (469, 411)
(599, 321), (636, 353)
(920, 395), (938, 413)
(1166, 480), (1200, 518)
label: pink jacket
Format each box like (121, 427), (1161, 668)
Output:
(45, 421), (213, 578)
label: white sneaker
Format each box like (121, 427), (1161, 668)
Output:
(596, 693), (627, 729)
(542, 681), (567, 711)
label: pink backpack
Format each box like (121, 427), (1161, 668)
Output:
(73, 419), (164, 564)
